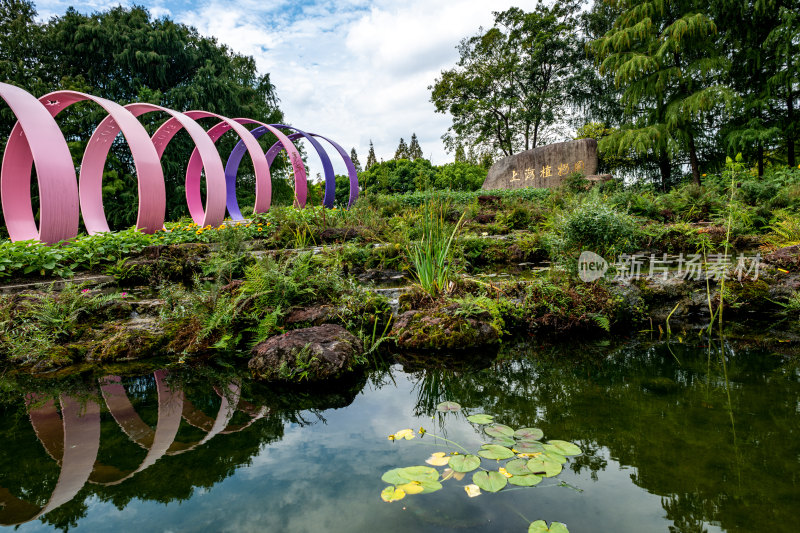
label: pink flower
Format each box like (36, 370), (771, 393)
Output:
(81, 289), (90, 293)
(121, 292), (128, 297)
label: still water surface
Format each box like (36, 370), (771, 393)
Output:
(0, 339), (797, 532)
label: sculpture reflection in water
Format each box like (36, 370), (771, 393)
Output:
(0, 370), (266, 526)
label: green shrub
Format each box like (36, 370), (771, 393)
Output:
(555, 201), (640, 263)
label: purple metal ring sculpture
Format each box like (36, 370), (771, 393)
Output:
(0, 82), (357, 244)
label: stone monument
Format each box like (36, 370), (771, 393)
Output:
(482, 138), (600, 190)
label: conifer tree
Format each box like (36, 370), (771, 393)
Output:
(365, 140), (377, 170)
(350, 147), (362, 173)
(394, 137), (409, 160)
(408, 133), (423, 160)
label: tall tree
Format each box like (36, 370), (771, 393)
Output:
(394, 137), (409, 160)
(590, 0), (734, 187)
(430, 1), (582, 158)
(408, 133), (423, 160)
(350, 147), (362, 173)
(454, 143), (467, 163)
(365, 140), (377, 170)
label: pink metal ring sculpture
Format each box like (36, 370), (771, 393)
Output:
(0, 83), (356, 244)
(82, 104), (226, 231)
(0, 82), (78, 244)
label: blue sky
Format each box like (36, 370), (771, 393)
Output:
(33, 0), (543, 170)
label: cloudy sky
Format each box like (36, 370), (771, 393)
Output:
(33, 0), (546, 172)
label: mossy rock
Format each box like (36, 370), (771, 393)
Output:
(391, 308), (500, 351)
(87, 321), (169, 362)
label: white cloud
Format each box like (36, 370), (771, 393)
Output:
(34, 0), (544, 169)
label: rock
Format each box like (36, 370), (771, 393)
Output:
(391, 307), (500, 351)
(249, 324), (364, 382)
(284, 306), (335, 326)
(86, 318), (169, 362)
(482, 139), (598, 190)
(763, 244), (800, 271)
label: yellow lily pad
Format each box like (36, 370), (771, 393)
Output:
(381, 486), (406, 502)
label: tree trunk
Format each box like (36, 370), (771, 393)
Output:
(688, 133), (700, 185)
(658, 150), (671, 191)
(788, 93), (796, 167)
(757, 142), (764, 177)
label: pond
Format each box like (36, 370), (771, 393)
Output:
(0, 338), (797, 533)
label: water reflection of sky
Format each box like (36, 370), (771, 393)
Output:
(3, 342), (797, 533)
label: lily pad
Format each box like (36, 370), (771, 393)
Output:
(472, 470), (508, 492)
(448, 454), (481, 473)
(505, 458), (533, 476)
(478, 444), (515, 460)
(418, 480), (443, 494)
(381, 468), (407, 485)
(397, 482), (424, 495)
(545, 440), (582, 456)
(467, 414), (494, 424)
(526, 458), (562, 477)
(425, 452), (451, 466)
(441, 468), (465, 482)
(484, 424), (515, 438)
(492, 436), (516, 447)
(436, 401), (462, 412)
(381, 486), (406, 502)
(508, 474), (543, 487)
(514, 441), (545, 454)
(529, 520), (569, 533)
(514, 427), (544, 440)
(397, 466), (440, 483)
(543, 450), (567, 464)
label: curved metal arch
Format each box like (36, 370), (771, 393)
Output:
(0, 82), (79, 244)
(5, 90), (166, 234)
(81, 103), (227, 231)
(265, 131), (359, 208)
(225, 124), (333, 210)
(185, 118), (307, 219)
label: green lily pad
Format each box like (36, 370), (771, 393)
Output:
(397, 466), (440, 483)
(514, 441), (545, 454)
(545, 440), (582, 456)
(543, 450), (566, 464)
(505, 458), (533, 476)
(484, 424), (515, 438)
(478, 444), (515, 460)
(467, 414), (494, 424)
(508, 474), (543, 487)
(527, 458), (562, 477)
(492, 436), (516, 447)
(472, 470), (508, 492)
(418, 480), (443, 494)
(448, 454), (481, 473)
(381, 468), (407, 485)
(514, 427), (544, 440)
(529, 520), (569, 533)
(436, 401), (461, 412)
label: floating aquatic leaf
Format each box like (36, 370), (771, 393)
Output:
(508, 474), (543, 487)
(545, 440), (582, 456)
(514, 427), (544, 440)
(505, 458), (533, 476)
(426, 452), (451, 466)
(418, 480), (443, 494)
(397, 466), (440, 483)
(441, 468), (465, 482)
(543, 450), (567, 464)
(467, 414), (494, 424)
(436, 401), (461, 412)
(492, 436), (516, 447)
(397, 482), (424, 495)
(527, 457), (562, 477)
(497, 467), (512, 478)
(529, 520), (569, 533)
(381, 486), (406, 502)
(464, 484), (481, 498)
(514, 441), (545, 454)
(478, 444), (515, 460)
(473, 470), (508, 492)
(381, 468), (407, 485)
(448, 454), (481, 473)
(392, 429), (415, 440)
(484, 424), (514, 438)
